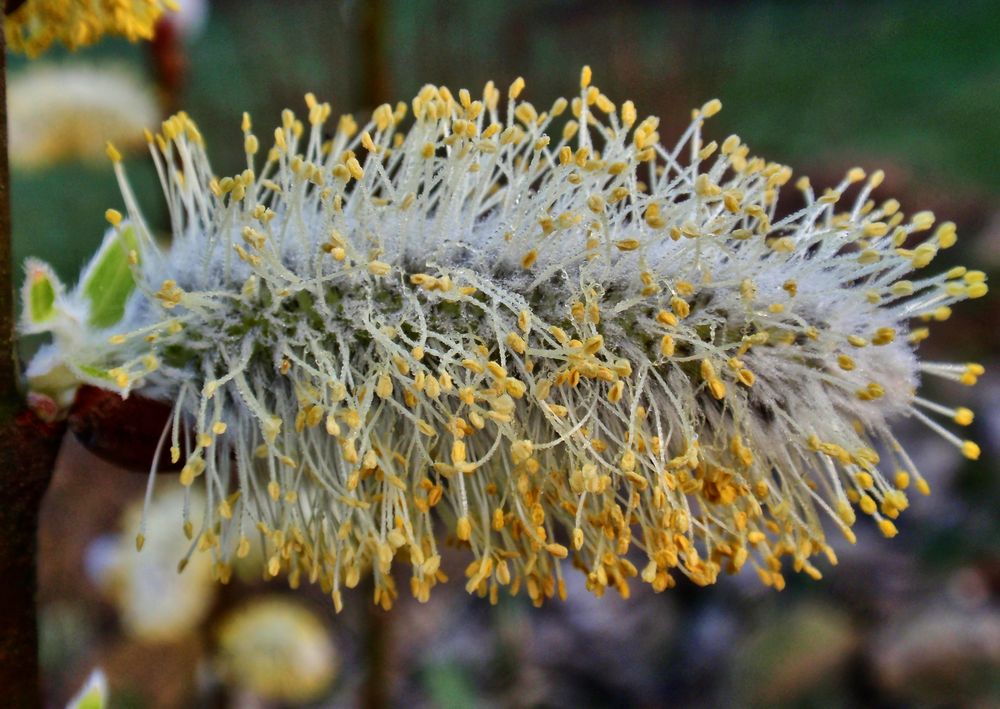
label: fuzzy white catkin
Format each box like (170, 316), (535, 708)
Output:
(84, 69), (986, 608)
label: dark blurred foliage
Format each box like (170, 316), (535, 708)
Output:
(14, 0), (1000, 706)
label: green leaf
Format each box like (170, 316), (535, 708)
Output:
(80, 226), (139, 330)
(21, 259), (63, 329)
(74, 688), (105, 709)
(67, 669), (107, 709)
(74, 364), (115, 382)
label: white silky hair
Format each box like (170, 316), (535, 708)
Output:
(86, 70), (985, 608)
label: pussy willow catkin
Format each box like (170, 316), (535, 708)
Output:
(94, 68), (984, 610)
(6, 0), (177, 57)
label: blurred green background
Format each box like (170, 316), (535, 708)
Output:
(12, 0), (999, 706)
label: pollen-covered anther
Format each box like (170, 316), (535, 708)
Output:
(961, 441), (981, 460)
(154, 280), (183, 309)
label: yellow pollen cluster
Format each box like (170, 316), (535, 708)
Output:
(6, 0), (177, 57)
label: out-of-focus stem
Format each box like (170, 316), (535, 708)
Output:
(356, 6), (391, 705)
(0, 5), (17, 402)
(0, 413), (65, 707)
(357, 0), (390, 110)
(0, 11), (67, 707)
(150, 16), (185, 115)
(361, 578), (390, 709)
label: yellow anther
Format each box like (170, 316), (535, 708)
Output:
(818, 189), (840, 204)
(933, 305), (952, 321)
(508, 76), (526, 99)
(451, 439), (468, 464)
(583, 335), (604, 355)
(506, 332), (527, 354)
(701, 360), (718, 384)
(656, 310), (677, 327)
(346, 157), (364, 180)
(872, 327), (895, 345)
(878, 519), (898, 538)
(859, 495), (877, 515)
(769, 237), (795, 253)
(911, 210), (935, 231)
(936, 221), (958, 248)
(890, 280), (914, 296)
(836, 500), (856, 527)
(620, 100), (637, 128)
(546, 543), (569, 559)
(607, 380), (624, 404)
(587, 194), (606, 213)
(700, 98), (722, 118)
(961, 441), (980, 460)
(953, 407), (974, 426)
(967, 282), (989, 299)
(375, 373), (393, 399)
(670, 296), (690, 319)
(509, 439), (534, 465)
(549, 325), (569, 344)
(911, 243), (937, 268)
(707, 379), (726, 400)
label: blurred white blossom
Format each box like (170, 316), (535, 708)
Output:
(100, 486), (215, 641)
(214, 598), (337, 703)
(9, 63), (158, 169)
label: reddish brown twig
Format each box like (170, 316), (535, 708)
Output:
(0, 413), (65, 707)
(149, 17), (186, 115)
(0, 12), (69, 706)
(68, 386), (176, 473)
